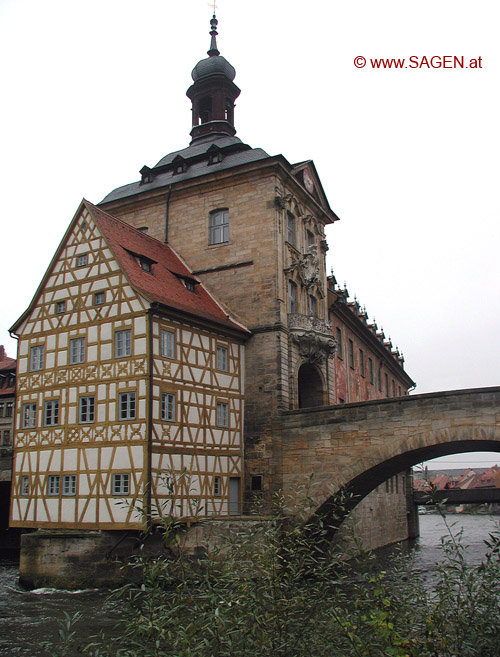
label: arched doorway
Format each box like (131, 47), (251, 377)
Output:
(298, 363), (324, 408)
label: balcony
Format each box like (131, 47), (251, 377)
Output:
(288, 314), (336, 365)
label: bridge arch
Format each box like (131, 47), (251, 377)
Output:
(316, 436), (500, 529)
(277, 388), (500, 531)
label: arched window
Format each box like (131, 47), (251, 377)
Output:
(199, 96), (212, 124)
(298, 363), (324, 408)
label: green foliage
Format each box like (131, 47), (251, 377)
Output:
(45, 479), (500, 657)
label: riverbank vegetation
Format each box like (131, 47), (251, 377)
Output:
(45, 483), (500, 657)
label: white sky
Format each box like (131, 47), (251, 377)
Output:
(1, 0), (499, 467)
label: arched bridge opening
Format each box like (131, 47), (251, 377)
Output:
(314, 440), (500, 537)
(276, 387), (500, 539)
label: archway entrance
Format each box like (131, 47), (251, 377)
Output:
(298, 363), (324, 408)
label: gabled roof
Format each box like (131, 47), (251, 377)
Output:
(10, 200), (250, 338)
(85, 202), (249, 335)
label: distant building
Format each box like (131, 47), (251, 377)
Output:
(0, 346), (16, 529)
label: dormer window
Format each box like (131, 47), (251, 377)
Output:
(137, 257), (152, 273)
(172, 156), (187, 175)
(208, 147), (223, 165)
(138, 227), (149, 235)
(140, 166), (154, 184)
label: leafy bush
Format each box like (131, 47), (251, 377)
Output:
(46, 480), (500, 657)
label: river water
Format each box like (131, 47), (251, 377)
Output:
(1, 514), (499, 657)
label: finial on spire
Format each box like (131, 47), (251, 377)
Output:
(208, 9), (220, 57)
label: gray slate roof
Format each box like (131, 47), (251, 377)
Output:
(100, 136), (270, 205)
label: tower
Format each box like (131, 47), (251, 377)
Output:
(186, 14), (240, 144)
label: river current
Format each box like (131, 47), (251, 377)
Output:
(1, 514), (499, 657)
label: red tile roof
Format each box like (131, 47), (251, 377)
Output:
(0, 346), (15, 372)
(85, 201), (249, 336)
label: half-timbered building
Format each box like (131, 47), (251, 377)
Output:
(10, 201), (248, 531)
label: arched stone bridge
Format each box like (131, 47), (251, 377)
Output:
(273, 387), (500, 523)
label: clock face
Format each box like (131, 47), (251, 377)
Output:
(303, 168), (314, 194)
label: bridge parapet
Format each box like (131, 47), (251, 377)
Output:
(272, 386), (500, 519)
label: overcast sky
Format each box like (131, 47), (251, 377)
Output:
(1, 0), (498, 467)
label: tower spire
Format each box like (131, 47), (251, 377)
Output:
(208, 13), (220, 57)
(187, 11), (240, 144)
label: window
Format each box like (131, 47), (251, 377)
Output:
(119, 392), (136, 420)
(182, 278), (196, 292)
(161, 393), (176, 422)
(79, 396), (95, 423)
(22, 403), (37, 428)
(77, 254), (88, 267)
(368, 358), (374, 384)
(214, 476), (221, 497)
(251, 475), (263, 492)
(48, 475), (60, 496)
(378, 366), (382, 391)
(63, 475), (76, 496)
(209, 209), (229, 244)
(44, 400), (59, 426)
(217, 401), (229, 428)
(392, 380), (396, 398)
(309, 295), (317, 317)
(217, 346), (228, 371)
(385, 373), (389, 397)
(112, 473), (130, 495)
(0, 402), (3, 417)
(56, 301), (66, 314)
(348, 339), (354, 369)
(286, 211), (296, 246)
(359, 349), (365, 377)
(94, 291), (105, 305)
(6, 401), (13, 417)
(2, 430), (11, 446)
(30, 345), (44, 371)
(288, 281), (297, 314)
(306, 229), (315, 247)
(21, 476), (29, 496)
(115, 330), (132, 358)
(138, 227), (149, 234)
(70, 337), (85, 365)
(399, 386), (402, 396)
(161, 330), (175, 359)
(335, 327), (343, 359)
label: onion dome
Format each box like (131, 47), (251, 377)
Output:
(191, 15), (236, 82)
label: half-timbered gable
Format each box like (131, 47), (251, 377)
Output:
(10, 201), (248, 530)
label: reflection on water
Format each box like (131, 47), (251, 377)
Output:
(0, 514), (498, 656)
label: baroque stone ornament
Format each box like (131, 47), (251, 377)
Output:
(300, 245), (320, 287)
(288, 314), (336, 365)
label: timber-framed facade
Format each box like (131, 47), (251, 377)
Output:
(10, 202), (248, 530)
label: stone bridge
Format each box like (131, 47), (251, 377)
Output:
(272, 387), (500, 524)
